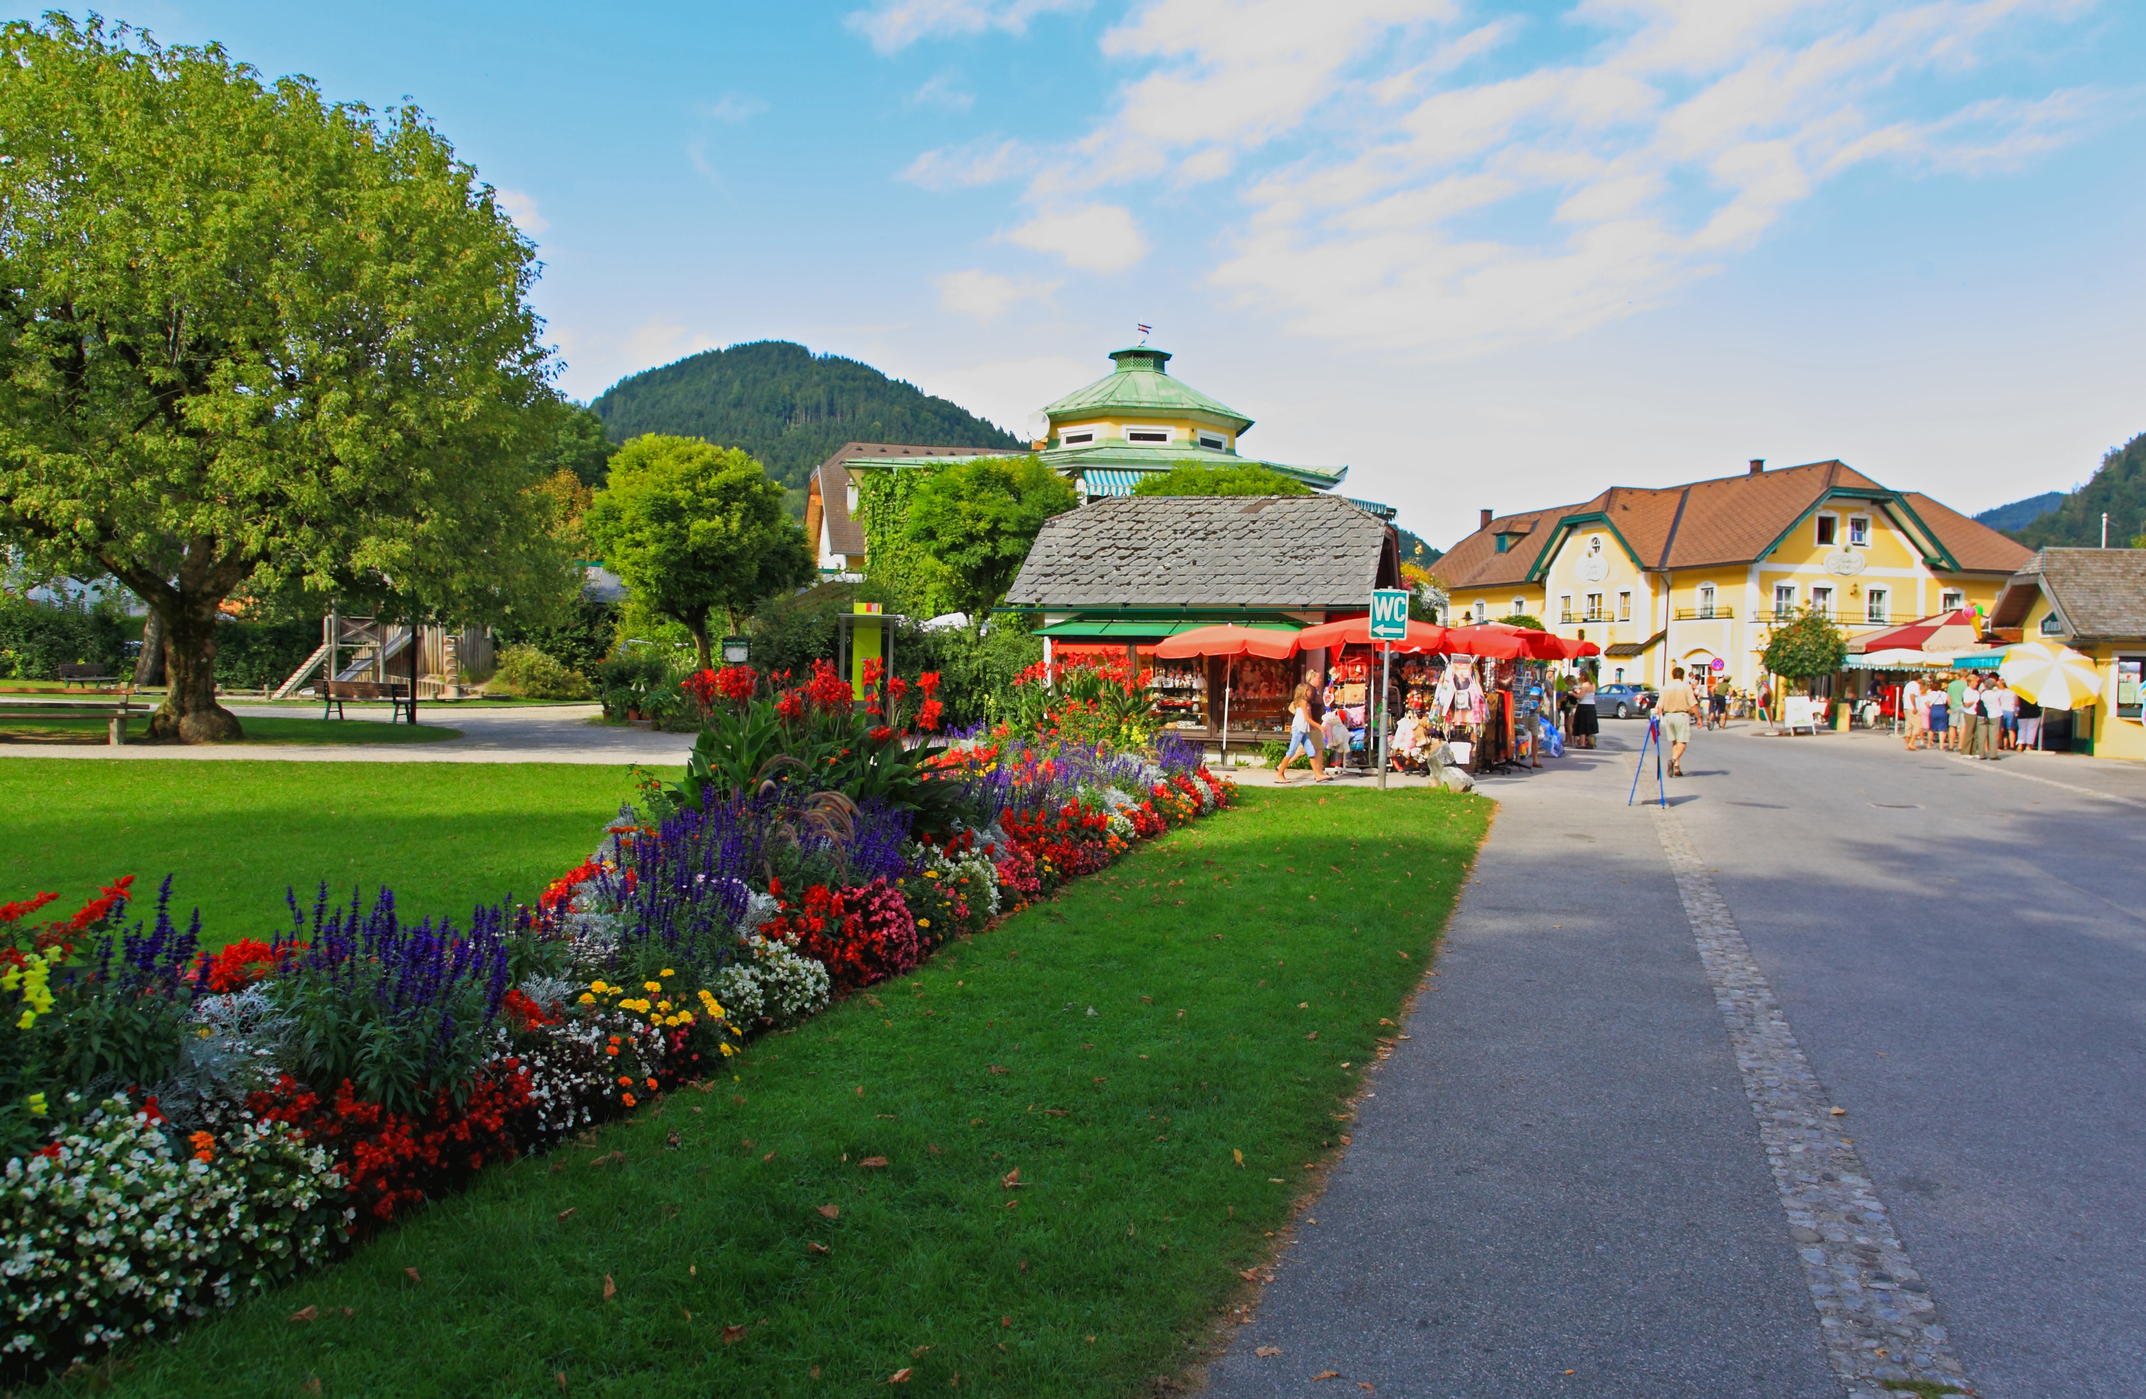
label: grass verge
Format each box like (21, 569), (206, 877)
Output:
(0, 760), (642, 950)
(65, 785), (1491, 1398)
(0, 716), (461, 746)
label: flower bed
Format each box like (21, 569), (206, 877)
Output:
(0, 660), (1233, 1379)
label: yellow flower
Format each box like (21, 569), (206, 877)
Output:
(918, 919), (931, 928)
(657, 1000), (672, 1012)
(589, 980), (610, 995)
(643, 980), (662, 994)
(26, 1092), (46, 1117)
(578, 993), (596, 1006)
(718, 1042), (735, 1057)
(660, 968), (675, 977)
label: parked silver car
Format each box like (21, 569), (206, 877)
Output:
(1593, 683), (1658, 719)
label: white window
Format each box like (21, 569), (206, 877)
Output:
(1060, 430), (1094, 446)
(1815, 514), (1839, 547)
(1811, 586), (1834, 617)
(1618, 590), (1632, 622)
(1585, 592), (1604, 621)
(1125, 424), (1173, 444)
(1559, 593), (1573, 623)
(1698, 584), (1716, 618)
(1941, 588), (1965, 613)
(1511, 597), (1526, 617)
(1848, 516), (1870, 547)
(1197, 431), (1227, 450)
(1867, 588), (1888, 624)
(1774, 583), (1797, 617)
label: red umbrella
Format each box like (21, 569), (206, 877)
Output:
(1292, 617), (1451, 653)
(1152, 624), (1300, 660)
(1439, 624), (1538, 658)
(1150, 624), (1302, 759)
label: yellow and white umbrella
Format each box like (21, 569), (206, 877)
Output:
(2000, 640), (2101, 710)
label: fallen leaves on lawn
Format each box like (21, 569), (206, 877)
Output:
(288, 1306), (317, 1323)
(889, 1367), (912, 1383)
(1233, 1148), (1245, 1167)
(808, 1242), (830, 1255)
(557, 1207), (576, 1221)
(1306, 1031), (1319, 1040)
(1254, 1346), (1281, 1357)
(817, 1204), (840, 1219)
(861, 1155), (888, 1168)
(987, 1064), (1008, 1075)
(723, 1324), (748, 1344)
(404, 1268), (421, 1284)
(1312, 1371), (1340, 1381)
(1002, 1167), (1023, 1188)
(602, 1275), (616, 1300)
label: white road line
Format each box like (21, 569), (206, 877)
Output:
(1942, 753), (2146, 809)
(1654, 806), (1973, 1399)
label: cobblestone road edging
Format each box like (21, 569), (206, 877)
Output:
(1653, 806), (1974, 1399)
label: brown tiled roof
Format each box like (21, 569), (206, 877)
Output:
(1437, 460), (2029, 583)
(808, 442), (1010, 559)
(1991, 548), (2146, 639)
(1899, 493), (2034, 574)
(1005, 495), (1398, 610)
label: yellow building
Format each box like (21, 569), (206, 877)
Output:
(1436, 459), (2032, 690)
(1989, 549), (2146, 760)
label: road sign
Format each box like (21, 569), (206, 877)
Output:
(1369, 588), (1411, 641)
(1710, 657), (1726, 672)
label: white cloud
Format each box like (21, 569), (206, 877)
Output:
(903, 137), (1036, 190)
(701, 93), (768, 123)
(901, 0), (2098, 355)
(1004, 203), (1149, 272)
(494, 188), (548, 236)
(911, 354), (1096, 437)
(847, 0), (1086, 54)
(934, 269), (1065, 320)
(913, 73), (977, 112)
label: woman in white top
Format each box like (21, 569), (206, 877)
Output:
(1901, 676), (1925, 751)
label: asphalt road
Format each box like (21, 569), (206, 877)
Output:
(1204, 721), (2145, 1399)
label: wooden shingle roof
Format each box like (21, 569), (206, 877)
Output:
(1991, 548), (2146, 640)
(1005, 495), (1397, 611)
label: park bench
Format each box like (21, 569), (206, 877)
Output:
(322, 679), (416, 724)
(57, 662), (119, 689)
(0, 693), (138, 745)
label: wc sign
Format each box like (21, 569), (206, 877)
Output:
(1369, 588), (1412, 641)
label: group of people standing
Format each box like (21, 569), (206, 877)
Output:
(1900, 672), (2016, 757)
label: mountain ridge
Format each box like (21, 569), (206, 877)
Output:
(589, 341), (1022, 498)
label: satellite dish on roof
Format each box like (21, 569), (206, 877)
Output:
(1025, 411), (1050, 443)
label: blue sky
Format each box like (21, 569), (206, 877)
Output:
(17, 0), (2143, 545)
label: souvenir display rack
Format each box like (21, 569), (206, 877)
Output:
(1151, 657), (1207, 730)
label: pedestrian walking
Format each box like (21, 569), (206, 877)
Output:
(1572, 675), (1599, 749)
(1658, 666), (1699, 777)
(1927, 676), (1949, 752)
(1945, 672), (1969, 752)
(1275, 677), (1328, 784)
(1976, 675), (2004, 760)
(1902, 675), (1926, 750)
(1708, 681), (1729, 730)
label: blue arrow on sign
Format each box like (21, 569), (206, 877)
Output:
(1369, 588), (1411, 641)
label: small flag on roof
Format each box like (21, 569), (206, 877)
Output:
(1136, 323), (1152, 339)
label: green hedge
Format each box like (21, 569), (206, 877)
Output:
(0, 596), (132, 680)
(211, 618), (322, 691)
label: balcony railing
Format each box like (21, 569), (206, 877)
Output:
(1559, 612), (1614, 625)
(1674, 607), (1735, 621)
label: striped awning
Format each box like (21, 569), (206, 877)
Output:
(1081, 468), (1141, 497)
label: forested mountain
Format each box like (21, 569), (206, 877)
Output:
(1395, 526), (1442, 567)
(2008, 431), (2146, 548)
(589, 341), (1021, 496)
(1973, 491), (2064, 533)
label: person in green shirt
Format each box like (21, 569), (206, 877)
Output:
(1945, 674), (1970, 752)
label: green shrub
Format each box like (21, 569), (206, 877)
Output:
(0, 595), (131, 680)
(493, 593), (619, 676)
(487, 643), (592, 700)
(211, 617), (320, 690)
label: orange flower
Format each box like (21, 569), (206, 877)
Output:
(621, 1092), (637, 1108)
(645, 1078), (658, 1092)
(617, 1076), (633, 1087)
(605, 1045), (619, 1056)
(187, 1130), (215, 1163)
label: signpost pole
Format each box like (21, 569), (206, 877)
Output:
(1378, 644), (1391, 790)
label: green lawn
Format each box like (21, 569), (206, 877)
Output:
(74, 786), (1491, 1398)
(0, 760), (643, 947)
(0, 715), (460, 746)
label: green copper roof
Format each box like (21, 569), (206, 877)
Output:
(1035, 440), (1344, 487)
(1041, 346), (1255, 435)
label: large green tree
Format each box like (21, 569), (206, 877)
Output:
(901, 456), (1076, 630)
(0, 17), (570, 740)
(1761, 607), (1847, 693)
(583, 435), (814, 668)
(1130, 461), (1311, 497)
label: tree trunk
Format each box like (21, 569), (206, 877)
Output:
(686, 616), (712, 672)
(146, 597), (242, 742)
(132, 611), (166, 688)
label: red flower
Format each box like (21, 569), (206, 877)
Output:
(0, 891), (59, 925)
(775, 691), (805, 723)
(200, 938), (300, 993)
(714, 665), (759, 704)
(869, 725), (894, 745)
(917, 671), (941, 697)
(915, 698), (944, 731)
